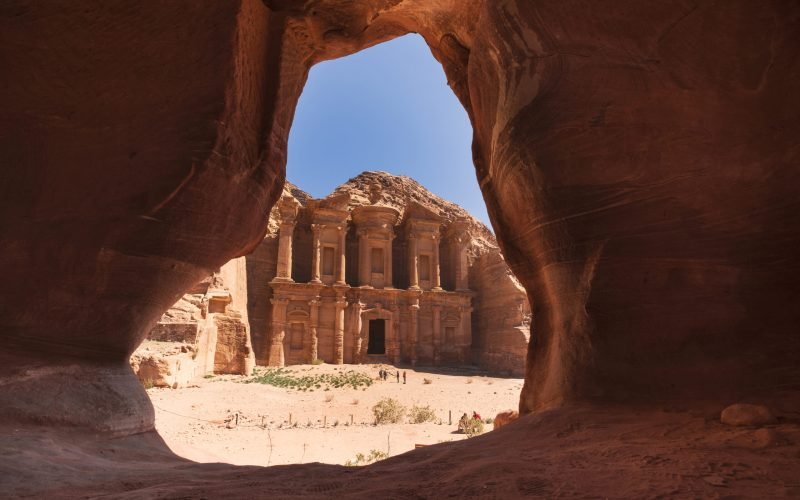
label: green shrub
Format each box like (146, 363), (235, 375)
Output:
(463, 417), (485, 437)
(344, 449), (388, 467)
(423, 378), (433, 384)
(245, 368), (373, 391)
(372, 398), (406, 424)
(311, 358), (324, 365)
(407, 405), (437, 424)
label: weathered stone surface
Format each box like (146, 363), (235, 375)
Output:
(493, 410), (519, 430)
(130, 341), (196, 389)
(1, 0), (799, 496)
(721, 404), (777, 427)
(135, 257), (255, 380)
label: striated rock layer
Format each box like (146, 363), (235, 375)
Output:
(1, 0), (799, 496)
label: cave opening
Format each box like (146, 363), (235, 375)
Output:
(139, 33), (528, 469)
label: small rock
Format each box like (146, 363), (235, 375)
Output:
(720, 403), (776, 427)
(703, 474), (727, 487)
(752, 428), (778, 448)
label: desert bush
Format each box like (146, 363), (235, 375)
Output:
(463, 417), (485, 437)
(344, 449), (388, 467)
(483, 417), (494, 424)
(325, 393), (334, 403)
(372, 398), (406, 424)
(407, 405), (437, 424)
(423, 378), (433, 385)
(311, 358), (324, 365)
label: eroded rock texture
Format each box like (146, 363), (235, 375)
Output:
(1, 0), (799, 496)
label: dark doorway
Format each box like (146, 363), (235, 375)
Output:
(368, 319), (386, 354)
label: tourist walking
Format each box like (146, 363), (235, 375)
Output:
(402, 371), (406, 384)
(396, 370), (400, 383)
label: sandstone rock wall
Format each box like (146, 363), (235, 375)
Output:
(1, 0), (798, 443)
(470, 252), (530, 376)
(135, 257), (255, 380)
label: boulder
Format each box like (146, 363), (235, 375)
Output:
(720, 404), (776, 427)
(493, 410), (520, 430)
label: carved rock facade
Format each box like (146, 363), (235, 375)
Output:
(144, 172), (529, 376)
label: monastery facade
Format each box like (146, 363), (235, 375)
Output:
(135, 172), (530, 387)
(268, 186), (473, 367)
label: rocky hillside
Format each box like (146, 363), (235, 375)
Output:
(329, 171), (496, 251)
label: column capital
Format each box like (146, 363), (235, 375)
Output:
(271, 298), (289, 306)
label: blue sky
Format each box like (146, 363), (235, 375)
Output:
(286, 34), (489, 226)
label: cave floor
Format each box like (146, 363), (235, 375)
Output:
(2, 402), (798, 498)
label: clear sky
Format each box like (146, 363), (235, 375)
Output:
(286, 34), (489, 226)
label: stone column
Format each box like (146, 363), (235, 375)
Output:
(349, 300), (363, 363)
(385, 235), (394, 288)
(390, 302), (401, 365)
(456, 247), (469, 291)
(336, 225), (347, 285)
(334, 295), (347, 364)
(408, 233), (419, 290)
(459, 305), (473, 363)
(311, 224), (322, 283)
(308, 299), (320, 363)
(409, 297), (419, 366)
(432, 234), (442, 290)
(432, 304), (442, 365)
(275, 222), (296, 282)
(358, 229), (370, 287)
(268, 298), (289, 366)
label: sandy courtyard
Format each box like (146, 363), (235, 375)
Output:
(147, 364), (523, 467)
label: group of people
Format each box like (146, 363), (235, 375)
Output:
(378, 368), (406, 384)
(457, 411), (483, 432)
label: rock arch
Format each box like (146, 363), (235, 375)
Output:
(1, 1), (799, 494)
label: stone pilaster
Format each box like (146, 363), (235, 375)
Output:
(385, 233), (394, 288)
(432, 233), (442, 290)
(358, 229), (370, 287)
(334, 295), (347, 364)
(408, 296), (420, 366)
(459, 305), (473, 363)
(275, 221), (296, 282)
(336, 225), (347, 285)
(268, 298), (289, 366)
(408, 232), (419, 290)
(310, 224), (322, 283)
(274, 198), (299, 283)
(308, 299), (320, 363)
(432, 304), (442, 365)
(390, 302), (401, 364)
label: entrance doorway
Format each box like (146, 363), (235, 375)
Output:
(367, 319), (386, 355)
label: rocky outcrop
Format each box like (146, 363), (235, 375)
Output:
(130, 342), (197, 389)
(133, 257), (255, 383)
(493, 410), (519, 430)
(470, 252), (529, 376)
(1, 0), (799, 496)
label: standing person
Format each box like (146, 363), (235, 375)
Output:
(396, 370), (400, 383)
(379, 369), (384, 381)
(403, 371), (406, 384)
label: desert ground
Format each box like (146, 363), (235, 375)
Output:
(147, 364), (523, 467)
